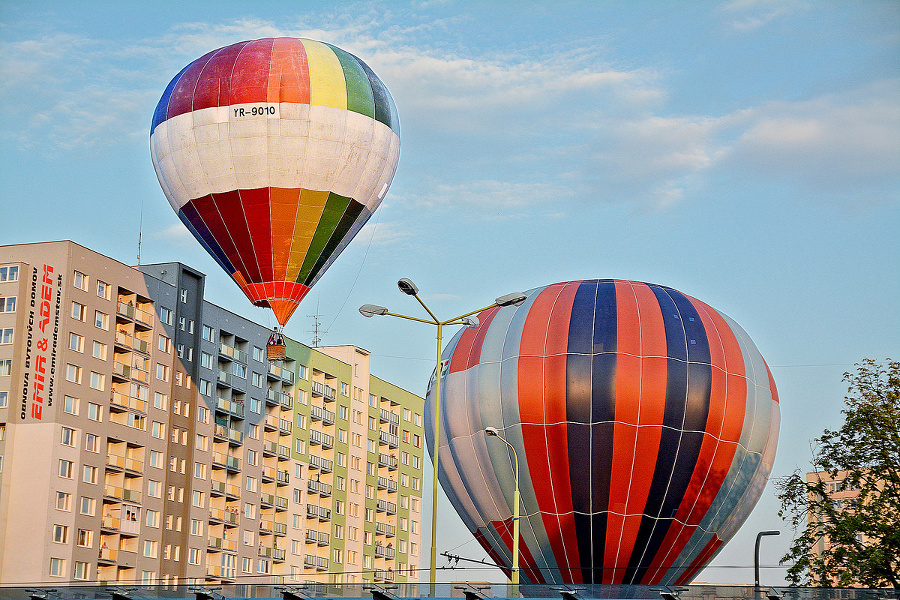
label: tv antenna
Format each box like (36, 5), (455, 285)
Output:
(307, 301), (327, 347)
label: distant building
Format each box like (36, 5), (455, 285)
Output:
(0, 240), (425, 585)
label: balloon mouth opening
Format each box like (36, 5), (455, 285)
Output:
(240, 281), (310, 326)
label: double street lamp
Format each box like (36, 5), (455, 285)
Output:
(485, 427), (521, 592)
(360, 279), (526, 588)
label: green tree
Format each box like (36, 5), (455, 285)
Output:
(776, 359), (900, 588)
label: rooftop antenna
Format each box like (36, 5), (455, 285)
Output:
(307, 299), (327, 347)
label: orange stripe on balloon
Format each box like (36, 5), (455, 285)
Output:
(269, 38), (311, 104)
(269, 187), (301, 281)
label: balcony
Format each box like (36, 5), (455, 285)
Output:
(375, 545), (395, 559)
(260, 520), (274, 534)
(310, 404), (335, 425)
(304, 555), (328, 570)
(104, 484), (142, 504)
(115, 330), (149, 354)
(131, 365), (149, 383)
(380, 408), (400, 425)
(306, 504), (331, 521)
(376, 499), (397, 515)
(305, 529), (330, 545)
(216, 397), (245, 418)
(274, 521), (287, 536)
(276, 469), (290, 485)
(309, 429), (334, 449)
(374, 569), (394, 582)
(214, 425), (244, 446)
(307, 479), (332, 497)
(98, 547), (118, 563)
(212, 452), (240, 472)
(377, 476), (398, 493)
(378, 453), (398, 470)
(261, 465), (275, 482)
(106, 453), (143, 473)
(278, 418), (292, 435)
(206, 565), (236, 580)
(264, 414), (279, 431)
(100, 516), (120, 531)
(219, 342), (248, 363)
(261, 493), (275, 508)
(308, 454), (333, 473)
(275, 496), (288, 511)
(217, 370), (234, 387)
(209, 507), (239, 526)
(110, 391), (148, 414)
(112, 361), (131, 380)
(379, 431), (399, 449)
(375, 522), (396, 538)
(311, 381), (335, 401)
(208, 536), (237, 552)
(268, 363), (294, 383)
(266, 388), (293, 408)
(277, 444), (291, 460)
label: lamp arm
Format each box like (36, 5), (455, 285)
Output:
(382, 311), (438, 326)
(442, 304), (498, 325)
(413, 294), (440, 323)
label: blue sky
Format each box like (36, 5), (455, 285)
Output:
(1, 0), (898, 586)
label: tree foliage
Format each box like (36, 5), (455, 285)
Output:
(776, 359), (900, 588)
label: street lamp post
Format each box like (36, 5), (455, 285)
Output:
(484, 426), (520, 593)
(360, 280), (526, 592)
(754, 530), (780, 588)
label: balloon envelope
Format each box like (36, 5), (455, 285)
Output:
(150, 38), (400, 325)
(426, 279), (779, 585)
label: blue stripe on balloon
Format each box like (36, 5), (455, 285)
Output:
(177, 205), (235, 275)
(151, 62), (190, 135)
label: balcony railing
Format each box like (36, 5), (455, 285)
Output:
(268, 364), (294, 383)
(380, 408), (400, 424)
(276, 469), (290, 485)
(277, 444), (291, 460)
(275, 495), (288, 511)
(206, 565), (236, 580)
(305, 529), (330, 545)
(379, 430), (399, 448)
(306, 504), (331, 521)
(112, 362), (131, 379)
(106, 454), (143, 472)
(217, 370), (233, 386)
(309, 429), (334, 449)
(266, 388), (293, 408)
(104, 484), (142, 503)
(260, 493), (275, 507)
(278, 418), (292, 435)
(307, 479), (332, 496)
(310, 404), (335, 425)
(216, 396), (245, 418)
(378, 453), (398, 470)
(374, 569), (394, 582)
(375, 545), (395, 559)
(212, 452), (240, 471)
(132, 366), (149, 383)
(377, 476), (398, 493)
(304, 554), (328, 570)
(98, 547), (118, 562)
(208, 536), (237, 552)
(308, 454), (333, 472)
(311, 381), (335, 400)
(263, 440), (278, 456)
(375, 522), (396, 537)
(209, 508), (239, 525)
(219, 342), (248, 363)
(376, 499), (397, 514)
(264, 414), (279, 430)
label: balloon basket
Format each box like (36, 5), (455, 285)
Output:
(266, 329), (287, 362)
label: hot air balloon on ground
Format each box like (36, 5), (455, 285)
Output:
(426, 279), (780, 585)
(150, 37), (400, 331)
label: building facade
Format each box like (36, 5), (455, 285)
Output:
(0, 241), (424, 585)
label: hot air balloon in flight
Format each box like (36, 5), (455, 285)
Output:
(150, 38), (400, 330)
(426, 279), (779, 586)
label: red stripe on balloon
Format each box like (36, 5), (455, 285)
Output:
(231, 38), (274, 105)
(165, 48), (219, 121)
(192, 42), (247, 110)
(465, 307), (499, 370)
(518, 282), (583, 583)
(606, 281), (668, 584)
(490, 518), (548, 585)
(189, 194), (254, 285)
(212, 190), (263, 283)
(674, 534), (722, 586)
(240, 187), (275, 282)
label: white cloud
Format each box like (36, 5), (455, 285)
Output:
(718, 0), (805, 31)
(155, 223), (196, 246)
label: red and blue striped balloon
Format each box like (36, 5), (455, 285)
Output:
(425, 279), (779, 585)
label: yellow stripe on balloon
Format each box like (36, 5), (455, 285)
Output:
(301, 39), (346, 110)
(286, 189), (330, 279)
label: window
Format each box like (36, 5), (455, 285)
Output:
(193, 461), (207, 479)
(199, 379), (212, 395)
(0, 296), (15, 313)
(80, 496), (95, 516)
(147, 480), (162, 498)
(242, 557), (252, 573)
(250, 397), (262, 414)
(246, 476), (258, 492)
(192, 490), (205, 508)
(144, 539), (158, 558)
(195, 434), (208, 451)
(89, 371), (105, 391)
(59, 459), (73, 478)
(92, 341), (107, 360)
(53, 524), (69, 543)
(200, 352), (214, 369)
(69, 333), (84, 352)
(73, 560), (90, 580)
(66, 364), (82, 384)
(253, 346), (263, 361)
(146, 509), (160, 527)
(244, 503), (256, 519)
(61, 427), (76, 447)
(298, 364), (308, 380)
(188, 548), (201, 565)
(232, 362), (246, 378)
(151, 421), (165, 439)
(71, 302), (86, 322)
(73, 271), (88, 291)
(0, 391), (6, 408)
(0, 266), (19, 282)
(56, 492), (71, 511)
(0, 360), (11, 376)
(83, 465), (98, 484)
(202, 325), (215, 342)
(87, 402), (101, 421)
(97, 280), (110, 299)
(158, 335), (171, 353)
(156, 363), (170, 382)
(49, 557), (65, 577)
(197, 406), (209, 423)
(94, 310), (109, 330)
(76, 528), (93, 547)
(251, 372), (263, 387)
(180, 289), (188, 303)
(149, 450), (163, 469)
(160, 306), (173, 325)
(340, 382), (349, 396)
(0, 328), (12, 345)
(153, 392), (168, 410)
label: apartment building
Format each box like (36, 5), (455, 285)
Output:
(0, 241), (424, 585)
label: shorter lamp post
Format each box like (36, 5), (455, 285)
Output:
(485, 426), (521, 591)
(754, 530), (780, 588)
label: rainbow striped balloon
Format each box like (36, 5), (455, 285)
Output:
(150, 38), (400, 325)
(426, 279), (780, 585)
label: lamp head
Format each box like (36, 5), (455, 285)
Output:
(359, 304), (389, 318)
(495, 292), (527, 307)
(462, 316), (479, 329)
(485, 426), (500, 437)
(397, 278), (419, 296)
